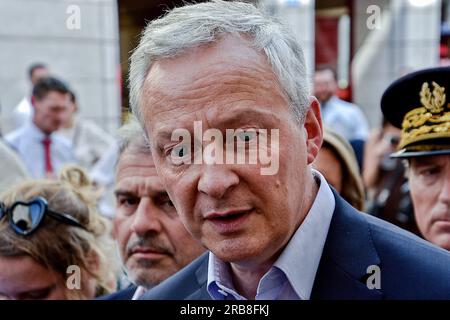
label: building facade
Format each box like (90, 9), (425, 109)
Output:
(0, 0), (121, 134)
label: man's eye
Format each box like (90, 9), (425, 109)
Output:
(171, 145), (189, 157)
(165, 199), (174, 206)
(162, 199), (175, 209)
(156, 194), (175, 208)
(416, 166), (442, 183)
(235, 130), (257, 142)
(170, 144), (191, 165)
(118, 197), (139, 208)
(422, 167), (440, 176)
(160, 198), (177, 217)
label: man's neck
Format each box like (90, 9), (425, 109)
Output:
(227, 171), (320, 300)
(32, 119), (51, 136)
(319, 95), (335, 107)
(229, 259), (274, 300)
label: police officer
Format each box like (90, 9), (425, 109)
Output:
(381, 67), (450, 250)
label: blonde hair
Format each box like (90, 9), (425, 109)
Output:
(321, 128), (365, 211)
(0, 165), (118, 299)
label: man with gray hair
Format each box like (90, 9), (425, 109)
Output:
(132, 1), (450, 300)
(102, 116), (205, 300)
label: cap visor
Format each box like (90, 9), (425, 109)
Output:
(390, 148), (450, 158)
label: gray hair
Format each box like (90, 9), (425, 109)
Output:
(116, 114), (151, 158)
(129, 0), (310, 124)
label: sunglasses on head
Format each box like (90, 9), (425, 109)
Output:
(0, 196), (86, 236)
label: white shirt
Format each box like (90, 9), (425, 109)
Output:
(12, 96), (33, 129)
(207, 170), (335, 300)
(58, 117), (115, 171)
(90, 145), (119, 218)
(131, 286), (147, 300)
(321, 96), (369, 141)
(5, 121), (77, 179)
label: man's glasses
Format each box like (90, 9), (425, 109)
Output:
(0, 197), (86, 236)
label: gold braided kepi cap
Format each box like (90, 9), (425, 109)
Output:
(381, 67), (450, 158)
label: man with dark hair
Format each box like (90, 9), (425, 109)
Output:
(12, 63), (50, 129)
(313, 66), (369, 141)
(6, 77), (76, 179)
(313, 65), (369, 167)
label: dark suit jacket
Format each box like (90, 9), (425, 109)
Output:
(141, 190), (450, 300)
(98, 285), (138, 300)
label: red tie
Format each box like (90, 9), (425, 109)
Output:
(42, 137), (53, 174)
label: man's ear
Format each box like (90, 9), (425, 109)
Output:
(30, 96), (37, 109)
(304, 97), (323, 165)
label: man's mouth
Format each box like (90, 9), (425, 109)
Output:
(204, 208), (253, 234)
(129, 247), (168, 260)
(434, 219), (450, 228)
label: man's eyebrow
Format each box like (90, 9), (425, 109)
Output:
(412, 158), (440, 167)
(114, 187), (169, 198)
(114, 189), (138, 198)
(153, 128), (185, 149)
(154, 109), (274, 139)
(154, 130), (173, 142)
(154, 190), (170, 198)
(205, 112), (277, 133)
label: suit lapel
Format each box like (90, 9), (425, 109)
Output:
(185, 252), (211, 300)
(183, 190), (384, 300)
(311, 189), (384, 300)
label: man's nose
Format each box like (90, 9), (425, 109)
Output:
(130, 198), (162, 236)
(197, 164), (239, 199)
(439, 165), (450, 205)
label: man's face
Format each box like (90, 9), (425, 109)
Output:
(60, 99), (77, 129)
(313, 70), (337, 104)
(409, 155), (450, 250)
(32, 91), (70, 135)
(141, 35), (323, 265)
(114, 149), (205, 288)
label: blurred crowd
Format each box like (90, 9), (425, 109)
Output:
(0, 1), (449, 301)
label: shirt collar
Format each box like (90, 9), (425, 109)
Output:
(321, 95), (336, 109)
(273, 170), (335, 299)
(24, 121), (49, 141)
(131, 286), (147, 300)
(207, 170), (335, 300)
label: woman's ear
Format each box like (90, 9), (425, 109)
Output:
(304, 97), (323, 165)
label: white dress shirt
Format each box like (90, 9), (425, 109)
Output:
(321, 96), (369, 141)
(58, 117), (115, 171)
(5, 121), (77, 179)
(12, 96), (33, 129)
(207, 170), (335, 300)
(131, 286), (147, 300)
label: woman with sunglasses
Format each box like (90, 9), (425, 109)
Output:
(0, 165), (118, 299)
